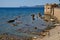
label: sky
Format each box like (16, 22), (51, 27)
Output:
(0, 0), (59, 7)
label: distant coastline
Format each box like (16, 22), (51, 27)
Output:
(0, 5), (44, 8)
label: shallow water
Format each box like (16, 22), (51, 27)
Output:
(0, 7), (48, 37)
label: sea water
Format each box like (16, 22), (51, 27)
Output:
(0, 6), (48, 37)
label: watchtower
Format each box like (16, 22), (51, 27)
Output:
(44, 4), (53, 15)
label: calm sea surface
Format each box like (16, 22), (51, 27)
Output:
(0, 7), (48, 37)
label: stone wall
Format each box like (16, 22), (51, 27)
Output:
(54, 8), (60, 21)
(44, 4), (52, 15)
(44, 4), (60, 21)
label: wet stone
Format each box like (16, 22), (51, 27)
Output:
(7, 20), (15, 23)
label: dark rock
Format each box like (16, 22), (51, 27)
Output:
(38, 13), (42, 17)
(31, 14), (35, 20)
(7, 20), (15, 23)
(34, 27), (37, 29)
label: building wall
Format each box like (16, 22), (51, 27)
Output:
(44, 5), (52, 14)
(54, 8), (60, 21)
(44, 4), (60, 21)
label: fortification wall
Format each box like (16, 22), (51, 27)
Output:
(54, 8), (60, 21)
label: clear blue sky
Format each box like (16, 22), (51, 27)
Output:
(0, 0), (59, 7)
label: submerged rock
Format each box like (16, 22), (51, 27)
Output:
(31, 14), (35, 20)
(7, 20), (15, 23)
(34, 27), (37, 30)
(38, 13), (42, 17)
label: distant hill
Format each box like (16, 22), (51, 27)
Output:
(20, 5), (44, 8)
(34, 5), (44, 7)
(0, 5), (44, 8)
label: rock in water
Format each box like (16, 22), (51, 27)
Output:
(31, 14), (35, 20)
(7, 20), (15, 23)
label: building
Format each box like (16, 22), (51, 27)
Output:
(54, 8), (60, 21)
(44, 3), (60, 21)
(44, 4), (53, 15)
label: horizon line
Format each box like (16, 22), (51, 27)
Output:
(0, 5), (44, 8)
